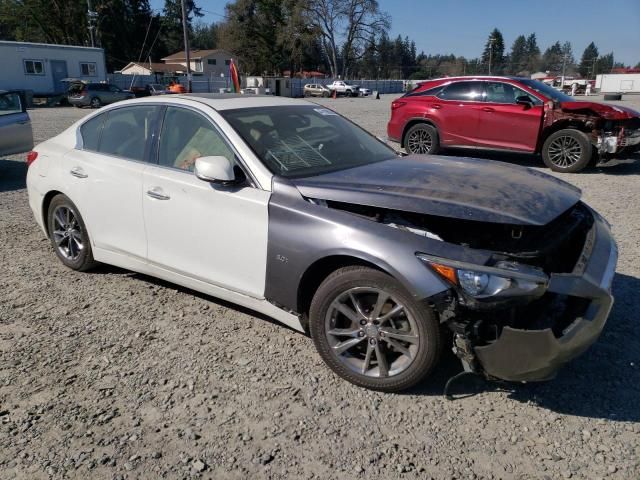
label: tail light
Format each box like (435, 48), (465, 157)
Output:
(81, 88), (88, 96)
(26, 151), (38, 167)
(391, 100), (407, 110)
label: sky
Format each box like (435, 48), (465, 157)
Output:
(150, 0), (640, 66)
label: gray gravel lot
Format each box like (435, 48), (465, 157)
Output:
(1, 95), (639, 480)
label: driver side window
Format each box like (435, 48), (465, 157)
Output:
(158, 107), (235, 172)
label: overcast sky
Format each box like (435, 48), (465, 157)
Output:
(150, 0), (640, 66)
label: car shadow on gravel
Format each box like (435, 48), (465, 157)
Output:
(438, 148), (640, 175)
(0, 158), (27, 192)
(410, 273), (640, 422)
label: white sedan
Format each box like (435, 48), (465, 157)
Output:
(26, 94), (617, 392)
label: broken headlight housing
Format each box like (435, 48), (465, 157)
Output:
(417, 254), (548, 303)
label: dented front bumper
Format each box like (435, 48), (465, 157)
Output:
(474, 213), (617, 382)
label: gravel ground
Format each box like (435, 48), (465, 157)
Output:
(1, 95), (639, 480)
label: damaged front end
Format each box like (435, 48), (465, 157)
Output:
(545, 101), (640, 156)
(322, 199), (617, 383)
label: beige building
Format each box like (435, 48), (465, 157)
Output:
(160, 49), (236, 77)
(119, 62), (183, 76)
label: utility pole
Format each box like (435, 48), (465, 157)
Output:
(87, 0), (98, 48)
(180, 0), (192, 93)
(488, 36), (495, 75)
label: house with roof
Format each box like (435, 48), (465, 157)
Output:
(119, 61), (183, 76)
(160, 49), (236, 77)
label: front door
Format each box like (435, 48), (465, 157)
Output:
(475, 81), (544, 152)
(142, 106), (269, 298)
(50, 60), (68, 94)
(0, 91), (33, 156)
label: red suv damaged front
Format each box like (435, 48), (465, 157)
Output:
(387, 76), (640, 173)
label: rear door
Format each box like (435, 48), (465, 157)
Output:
(474, 81), (544, 151)
(0, 91), (34, 156)
(64, 105), (161, 259)
(434, 81), (485, 146)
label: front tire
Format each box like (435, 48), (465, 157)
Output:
(542, 129), (592, 173)
(404, 123), (440, 155)
(47, 194), (97, 271)
(309, 266), (443, 392)
(90, 97), (102, 108)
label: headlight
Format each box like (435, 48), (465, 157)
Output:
(417, 254), (548, 300)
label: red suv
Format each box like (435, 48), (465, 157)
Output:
(387, 76), (640, 173)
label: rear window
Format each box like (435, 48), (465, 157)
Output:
(437, 81), (484, 101)
(405, 85), (444, 97)
(97, 106), (159, 161)
(80, 113), (106, 151)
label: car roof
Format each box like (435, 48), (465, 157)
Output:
(423, 75), (531, 83)
(129, 93), (314, 111)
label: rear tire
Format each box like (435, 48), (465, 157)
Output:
(542, 129), (592, 173)
(404, 123), (440, 155)
(47, 194), (97, 272)
(309, 266), (443, 392)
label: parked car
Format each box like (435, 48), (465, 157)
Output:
(327, 80), (360, 97)
(359, 87), (372, 97)
(303, 83), (330, 97)
(26, 95), (617, 392)
(387, 76), (640, 172)
(68, 83), (135, 108)
(0, 90), (34, 156)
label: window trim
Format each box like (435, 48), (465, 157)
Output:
(153, 104), (258, 188)
(79, 61), (97, 77)
(24, 59), (45, 76)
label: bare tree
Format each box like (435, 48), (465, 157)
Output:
(304, 0), (389, 78)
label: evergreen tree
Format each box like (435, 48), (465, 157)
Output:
(596, 52), (614, 75)
(524, 33), (541, 73)
(508, 35), (527, 74)
(160, 0), (202, 56)
(579, 42), (599, 77)
(481, 28), (504, 74)
(542, 41), (563, 74)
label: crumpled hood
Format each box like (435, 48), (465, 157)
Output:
(560, 101), (640, 119)
(292, 155), (582, 226)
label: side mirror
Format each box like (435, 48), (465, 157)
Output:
(515, 95), (533, 107)
(194, 156), (238, 184)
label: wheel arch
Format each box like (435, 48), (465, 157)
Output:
(42, 190), (65, 237)
(401, 118), (439, 148)
(296, 255), (391, 330)
(538, 120), (593, 153)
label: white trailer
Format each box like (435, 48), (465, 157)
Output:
(0, 40), (106, 96)
(596, 74), (640, 94)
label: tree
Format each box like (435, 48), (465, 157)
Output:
(304, 0), (389, 77)
(160, 0), (202, 56)
(596, 52), (614, 75)
(542, 41), (563, 74)
(579, 42), (599, 77)
(508, 35), (527, 74)
(524, 33), (541, 73)
(481, 28), (504, 74)
(191, 21), (219, 50)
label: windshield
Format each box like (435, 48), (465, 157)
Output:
(220, 105), (397, 178)
(518, 79), (574, 102)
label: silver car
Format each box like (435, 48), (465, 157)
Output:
(68, 83), (135, 108)
(0, 90), (33, 156)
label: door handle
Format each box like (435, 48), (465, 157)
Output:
(146, 188), (170, 200)
(17, 120), (30, 125)
(70, 167), (88, 178)
(432, 104), (442, 109)
(482, 107), (495, 112)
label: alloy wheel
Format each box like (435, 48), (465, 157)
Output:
(407, 128), (433, 154)
(324, 287), (419, 378)
(547, 135), (582, 168)
(52, 206), (84, 260)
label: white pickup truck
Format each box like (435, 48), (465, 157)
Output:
(327, 81), (360, 97)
